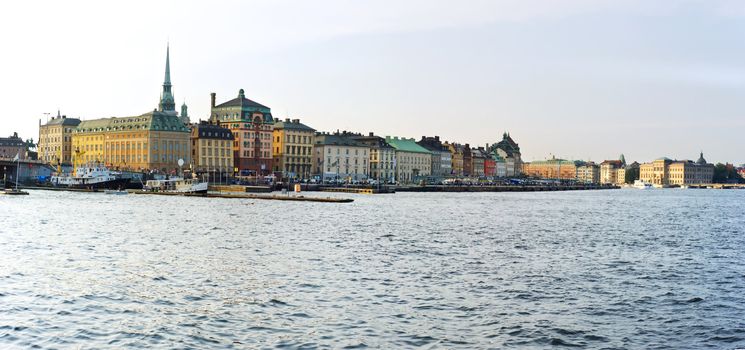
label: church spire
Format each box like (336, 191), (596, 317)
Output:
(158, 43), (175, 112)
(164, 43), (171, 85)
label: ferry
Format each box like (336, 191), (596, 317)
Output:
(633, 180), (653, 189)
(143, 177), (208, 194)
(50, 164), (130, 190)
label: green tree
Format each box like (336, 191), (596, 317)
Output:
(624, 167), (639, 184)
(712, 163), (744, 183)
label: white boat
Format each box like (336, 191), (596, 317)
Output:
(50, 164), (130, 190)
(144, 177), (208, 193)
(104, 189), (128, 195)
(633, 180), (653, 189)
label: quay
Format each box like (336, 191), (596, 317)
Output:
(128, 190), (354, 203)
(394, 184), (618, 192)
(321, 187), (395, 194)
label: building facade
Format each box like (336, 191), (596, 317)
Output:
(575, 161), (600, 184)
(272, 118), (315, 179)
(38, 111), (81, 166)
(522, 157), (577, 180)
(446, 143), (471, 177)
(0, 133), (32, 160)
(190, 122), (234, 175)
(490, 132), (522, 177)
(600, 160), (624, 184)
(640, 153), (714, 186)
(70, 45), (190, 172)
(385, 136), (432, 184)
(471, 148), (486, 177)
(312, 132), (370, 182)
(350, 133), (396, 183)
(210, 89), (274, 176)
(417, 136), (451, 179)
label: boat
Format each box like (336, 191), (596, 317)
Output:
(104, 189), (128, 195)
(633, 180), (653, 189)
(50, 164), (130, 190)
(143, 177), (208, 194)
(1, 188), (29, 195)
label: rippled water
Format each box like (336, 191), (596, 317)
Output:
(1, 189), (744, 349)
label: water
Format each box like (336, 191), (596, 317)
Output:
(1, 189), (744, 349)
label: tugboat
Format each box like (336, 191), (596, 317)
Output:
(50, 163), (131, 190)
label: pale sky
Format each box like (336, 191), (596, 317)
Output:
(1, 0), (744, 164)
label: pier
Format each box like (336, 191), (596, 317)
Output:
(128, 190), (354, 203)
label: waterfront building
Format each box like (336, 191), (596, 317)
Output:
(0, 133), (33, 160)
(350, 132), (396, 183)
(616, 167), (626, 184)
(575, 161), (600, 184)
(493, 152), (507, 177)
(71, 46), (190, 172)
(640, 153), (714, 186)
(600, 159), (624, 184)
(190, 121), (234, 175)
(385, 136), (432, 184)
(446, 142), (471, 177)
(312, 132), (370, 182)
(417, 136), (451, 179)
(483, 151), (496, 178)
(522, 157), (577, 180)
(490, 132), (522, 176)
(272, 118), (316, 179)
(38, 111), (80, 166)
(471, 147), (486, 177)
(210, 89), (274, 176)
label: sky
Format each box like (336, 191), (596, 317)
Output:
(1, 0), (744, 164)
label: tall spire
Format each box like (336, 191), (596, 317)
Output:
(158, 43), (175, 112)
(164, 43), (171, 85)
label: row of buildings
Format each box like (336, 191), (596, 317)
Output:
(36, 45), (524, 184)
(522, 153), (715, 185)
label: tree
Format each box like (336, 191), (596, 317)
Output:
(712, 163), (744, 183)
(624, 167), (639, 184)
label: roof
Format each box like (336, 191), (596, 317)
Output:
(349, 135), (395, 149)
(192, 123), (234, 140)
(75, 110), (189, 134)
(0, 136), (25, 147)
(43, 116), (81, 126)
(273, 119), (315, 132)
(492, 132), (520, 156)
(215, 89), (270, 110)
(315, 133), (366, 147)
(385, 136), (432, 154)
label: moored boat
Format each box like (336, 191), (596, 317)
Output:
(144, 177), (208, 194)
(633, 180), (653, 189)
(50, 164), (130, 190)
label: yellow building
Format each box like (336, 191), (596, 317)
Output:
(72, 112), (190, 171)
(522, 157), (577, 180)
(640, 153), (714, 186)
(71, 45), (190, 172)
(38, 111), (80, 166)
(272, 118), (316, 179)
(191, 122), (234, 174)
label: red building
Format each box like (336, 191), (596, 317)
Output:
(484, 157), (496, 177)
(210, 89), (274, 176)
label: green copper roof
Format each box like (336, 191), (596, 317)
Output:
(75, 111), (189, 134)
(274, 119), (315, 132)
(385, 136), (432, 154)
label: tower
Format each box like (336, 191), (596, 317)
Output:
(180, 101), (189, 125)
(158, 44), (176, 112)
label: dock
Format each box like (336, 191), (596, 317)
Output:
(128, 190), (354, 203)
(321, 187), (395, 194)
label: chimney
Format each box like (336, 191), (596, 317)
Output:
(369, 132), (374, 137)
(210, 93), (216, 108)
(285, 118), (290, 122)
(435, 136), (439, 141)
(292, 119), (299, 124)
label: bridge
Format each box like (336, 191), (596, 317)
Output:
(0, 157), (55, 186)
